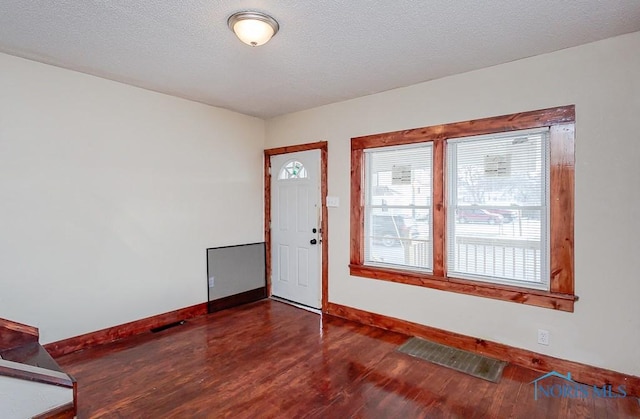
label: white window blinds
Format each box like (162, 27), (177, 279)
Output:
(364, 144), (433, 272)
(446, 128), (550, 290)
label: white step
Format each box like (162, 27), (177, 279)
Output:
(0, 360), (74, 419)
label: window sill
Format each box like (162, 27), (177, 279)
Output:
(349, 264), (577, 312)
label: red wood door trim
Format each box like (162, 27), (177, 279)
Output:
(264, 141), (329, 311)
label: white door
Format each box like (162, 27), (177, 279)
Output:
(270, 149), (321, 309)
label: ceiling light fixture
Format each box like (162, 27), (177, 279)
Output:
(228, 11), (279, 47)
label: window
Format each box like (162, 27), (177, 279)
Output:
(364, 144), (433, 272)
(350, 106), (576, 311)
(278, 160), (307, 180)
(447, 128), (549, 290)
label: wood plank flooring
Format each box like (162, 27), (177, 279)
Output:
(55, 300), (639, 418)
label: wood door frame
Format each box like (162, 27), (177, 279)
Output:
(264, 141), (328, 311)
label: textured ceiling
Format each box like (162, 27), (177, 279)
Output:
(0, 1), (639, 119)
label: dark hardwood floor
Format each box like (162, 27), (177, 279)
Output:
(55, 300), (639, 418)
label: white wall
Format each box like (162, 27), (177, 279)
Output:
(0, 53), (265, 343)
(266, 32), (640, 376)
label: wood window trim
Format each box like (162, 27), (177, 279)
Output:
(350, 106), (577, 312)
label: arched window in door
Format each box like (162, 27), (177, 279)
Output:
(278, 160), (308, 180)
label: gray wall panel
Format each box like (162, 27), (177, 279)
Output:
(207, 243), (266, 300)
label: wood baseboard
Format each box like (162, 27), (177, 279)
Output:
(208, 287), (267, 313)
(44, 302), (208, 358)
(325, 302), (640, 397)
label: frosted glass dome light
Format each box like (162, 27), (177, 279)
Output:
(228, 11), (279, 47)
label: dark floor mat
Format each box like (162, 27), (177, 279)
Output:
(397, 337), (507, 383)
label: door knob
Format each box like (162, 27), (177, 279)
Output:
(310, 239), (317, 245)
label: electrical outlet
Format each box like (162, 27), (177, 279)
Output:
(538, 329), (550, 346)
(208, 277), (215, 287)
